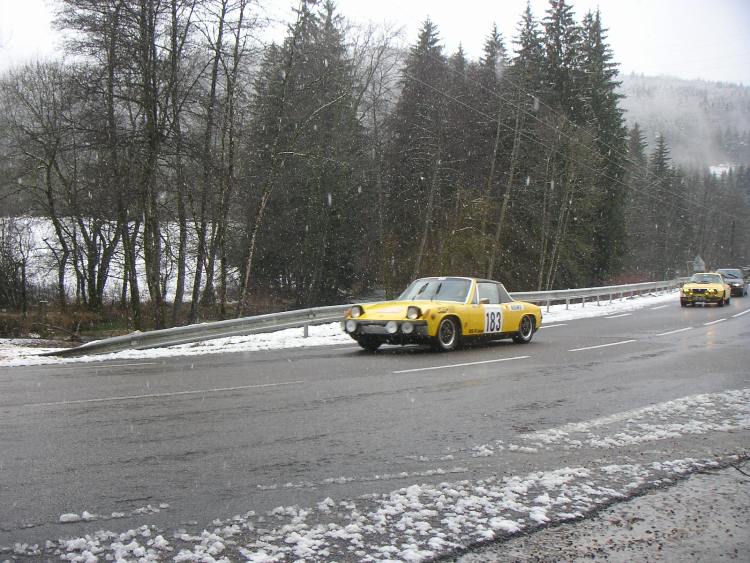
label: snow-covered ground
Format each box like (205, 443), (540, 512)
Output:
(0, 290), (680, 368)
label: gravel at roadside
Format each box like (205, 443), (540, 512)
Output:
(454, 463), (750, 562)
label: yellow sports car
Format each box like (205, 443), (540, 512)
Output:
(680, 272), (731, 307)
(342, 276), (542, 351)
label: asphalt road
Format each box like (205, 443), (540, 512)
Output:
(1, 296), (749, 559)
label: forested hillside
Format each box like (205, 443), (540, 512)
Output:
(619, 74), (750, 167)
(1, 0), (748, 331)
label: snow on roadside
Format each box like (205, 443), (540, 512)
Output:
(6, 387), (748, 562)
(467, 388), (750, 460)
(0, 290), (683, 368)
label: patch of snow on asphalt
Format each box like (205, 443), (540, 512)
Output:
(16, 457), (734, 562)
(9, 388), (747, 562)
(0, 291), (680, 367)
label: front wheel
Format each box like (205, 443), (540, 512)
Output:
(356, 335), (383, 352)
(431, 317), (460, 352)
(513, 315), (535, 343)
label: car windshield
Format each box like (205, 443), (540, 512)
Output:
(716, 269), (742, 279)
(690, 274), (723, 284)
(398, 278), (472, 303)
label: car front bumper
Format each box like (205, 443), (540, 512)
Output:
(342, 319), (429, 343)
(681, 293), (723, 303)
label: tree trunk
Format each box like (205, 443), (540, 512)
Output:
(412, 156), (442, 279)
(487, 111), (523, 280)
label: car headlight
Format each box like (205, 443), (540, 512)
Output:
(682, 288), (691, 294)
(350, 305), (363, 318)
(709, 288), (718, 294)
(385, 321), (398, 334)
(406, 306), (422, 320)
(345, 320), (357, 333)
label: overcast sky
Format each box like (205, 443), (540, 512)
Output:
(1, 0), (749, 84)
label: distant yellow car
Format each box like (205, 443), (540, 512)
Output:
(680, 272), (731, 306)
(342, 276), (542, 351)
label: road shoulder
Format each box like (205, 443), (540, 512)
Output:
(455, 463), (750, 562)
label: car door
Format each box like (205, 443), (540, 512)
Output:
(498, 283), (524, 331)
(476, 281), (505, 335)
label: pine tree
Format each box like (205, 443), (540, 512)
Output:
(239, 0), (365, 307)
(580, 9), (628, 283)
(383, 19), (448, 291)
(542, 0), (583, 120)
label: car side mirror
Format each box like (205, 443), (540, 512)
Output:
(480, 298), (490, 305)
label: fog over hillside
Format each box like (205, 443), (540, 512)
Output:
(618, 74), (750, 168)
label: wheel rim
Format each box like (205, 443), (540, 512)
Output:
(439, 319), (456, 347)
(520, 316), (533, 338)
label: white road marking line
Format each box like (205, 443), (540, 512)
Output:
(332, 345), (362, 351)
(650, 305), (669, 310)
(703, 319), (727, 326)
(732, 309), (750, 318)
(655, 327), (693, 336)
(22, 380), (305, 408)
(539, 323), (567, 329)
(36, 362), (162, 370)
(605, 313), (632, 319)
(392, 356), (530, 374)
(569, 340), (637, 352)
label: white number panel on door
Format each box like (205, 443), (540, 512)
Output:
(484, 305), (503, 333)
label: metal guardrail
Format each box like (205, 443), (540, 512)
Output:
(46, 304), (351, 357)
(512, 279), (685, 311)
(47, 279), (683, 357)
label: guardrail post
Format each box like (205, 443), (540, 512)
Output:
(596, 295), (600, 306)
(565, 297), (570, 310)
(609, 293), (613, 304)
(303, 323), (309, 338)
(546, 299), (551, 312)
(582, 296), (585, 308)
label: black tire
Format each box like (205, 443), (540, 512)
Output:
(432, 316), (460, 352)
(680, 299), (687, 307)
(356, 335), (382, 352)
(718, 298), (724, 307)
(513, 315), (535, 344)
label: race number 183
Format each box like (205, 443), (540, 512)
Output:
(484, 305), (503, 333)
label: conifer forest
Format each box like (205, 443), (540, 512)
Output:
(1, 0), (749, 329)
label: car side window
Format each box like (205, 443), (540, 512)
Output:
(477, 282), (500, 304)
(497, 284), (513, 303)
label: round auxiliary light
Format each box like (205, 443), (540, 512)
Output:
(351, 305), (363, 318)
(401, 322), (414, 334)
(385, 321), (399, 334)
(345, 320), (357, 333)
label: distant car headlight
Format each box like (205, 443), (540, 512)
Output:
(345, 320), (357, 333)
(402, 322), (414, 334)
(406, 306), (422, 320)
(350, 305), (363, 318)
(385, 321), (398, 334)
